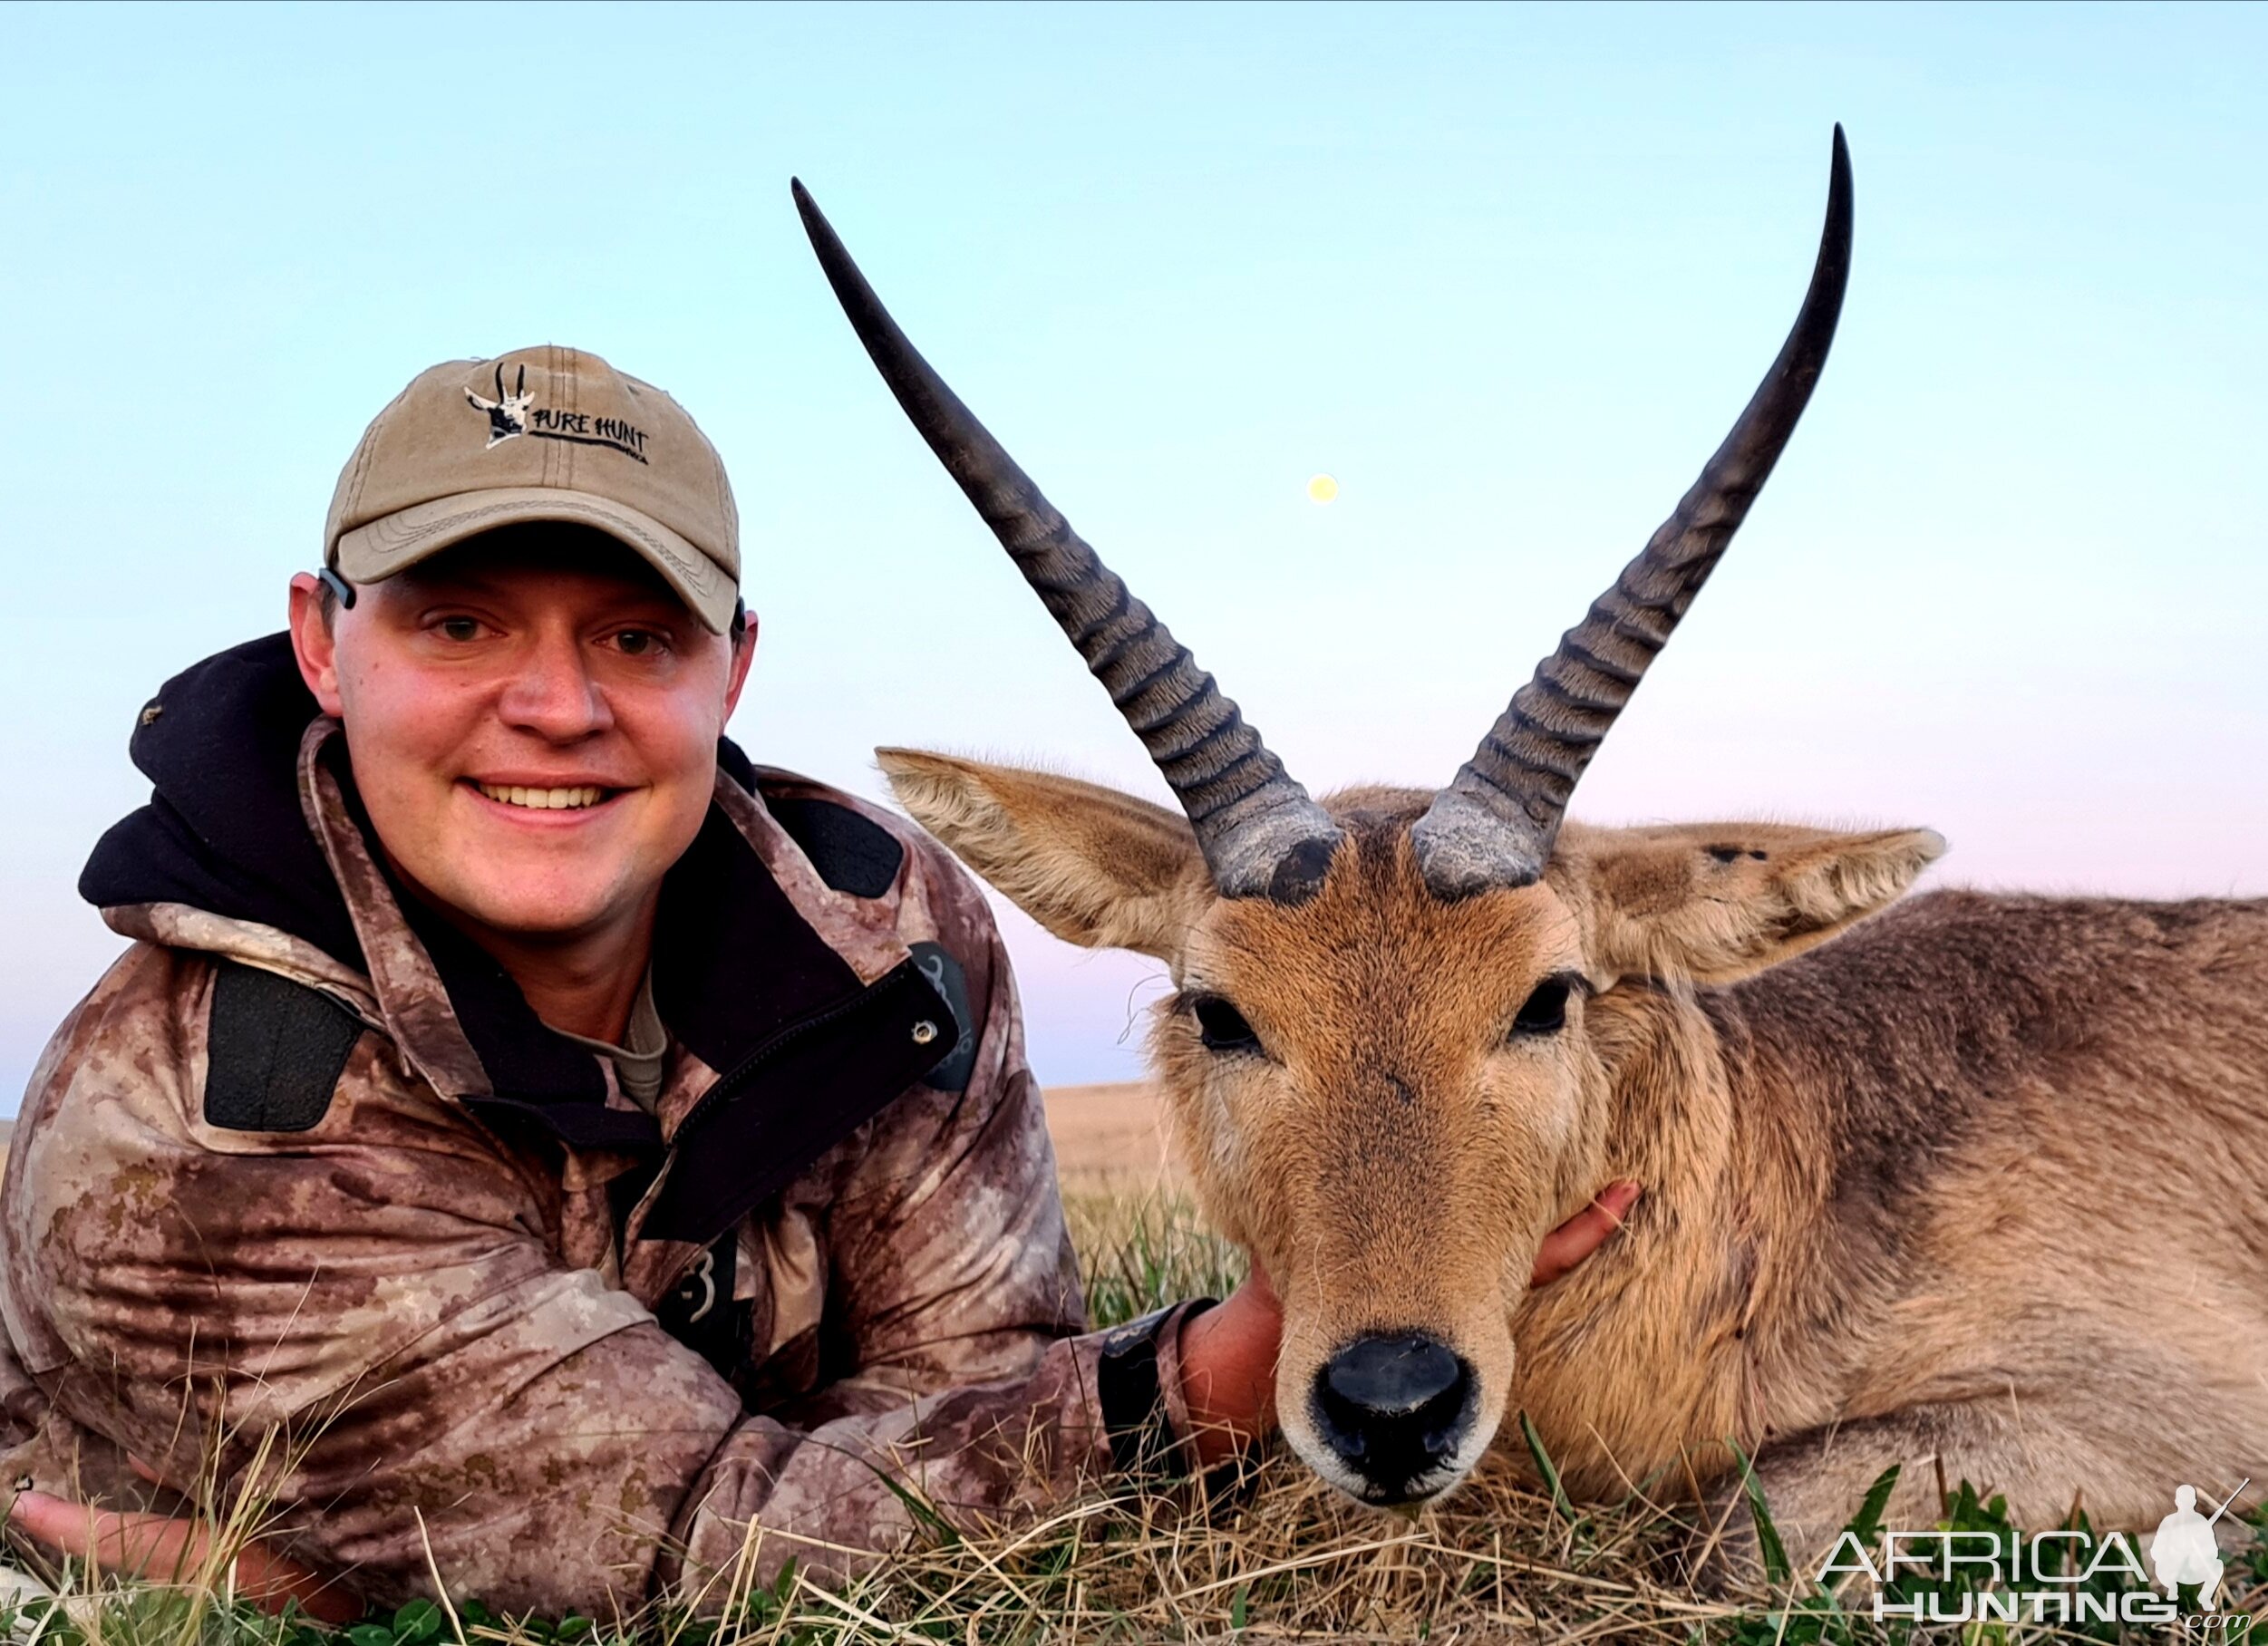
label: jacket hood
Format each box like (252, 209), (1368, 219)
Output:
(82, 634), (364, 967)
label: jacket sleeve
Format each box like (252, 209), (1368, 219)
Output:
(2, 942), (1204, 1618)
(663, 868), (1214, 1592)
(798, 868), (1092, 1410)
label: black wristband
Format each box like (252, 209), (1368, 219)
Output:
(1097, 1299), (1217, 1477)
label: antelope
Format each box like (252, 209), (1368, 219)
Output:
(790, 132), (2268, 1574)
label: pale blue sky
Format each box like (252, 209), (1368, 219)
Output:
(3, 3), (2263, 1105)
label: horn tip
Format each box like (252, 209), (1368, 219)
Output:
(1817, 125), (1855, 286)
(791, 178), (831, 241)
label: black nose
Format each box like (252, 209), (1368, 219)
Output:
(1312, 1332), (1475, 1498)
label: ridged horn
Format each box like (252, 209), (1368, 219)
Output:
(792, 180), (1344, 904)
(1412, 125), (1856, 900)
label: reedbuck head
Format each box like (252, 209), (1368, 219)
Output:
(798, 130), (1940, 1506)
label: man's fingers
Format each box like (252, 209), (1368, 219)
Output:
(8, 1492), (205, 1576)
(5, 1491), (84, 1555)
(7, 1490), (358, 1623)
(1591, 1178), (1643, 1232)
(1530, 1179), (1642, 1288)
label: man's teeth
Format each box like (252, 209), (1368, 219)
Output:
(475, 783), (607, 810)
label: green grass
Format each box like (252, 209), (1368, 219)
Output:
(3, 1189), (2259, 1644)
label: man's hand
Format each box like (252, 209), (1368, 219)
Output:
(1176, 1179), (1643, 1469)
(5, 1460), (358, 1624)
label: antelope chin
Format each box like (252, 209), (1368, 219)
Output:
(1283, 1405), (1499, 1512)
(1291, 1440), (1478, 1511)
(473, 782), (611, 810)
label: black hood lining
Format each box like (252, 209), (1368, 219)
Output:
(82, 634), (362, 968)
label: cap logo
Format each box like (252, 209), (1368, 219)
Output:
(465, 363), (535, 448)
(461, 361), (652, 466)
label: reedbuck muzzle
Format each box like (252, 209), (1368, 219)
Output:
(1313, 1332), (1478, 1501)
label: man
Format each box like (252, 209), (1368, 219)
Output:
(0, 345), (1633, 1615)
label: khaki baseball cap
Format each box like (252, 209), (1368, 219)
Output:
(324, 344), (741, 633)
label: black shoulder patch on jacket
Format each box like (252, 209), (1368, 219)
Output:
(908, 941), (978, 1092)
(205, 962), (363, 1133)
(766, 796), (904, 899)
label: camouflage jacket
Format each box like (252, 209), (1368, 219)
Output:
(0, 636), (1204, 1614)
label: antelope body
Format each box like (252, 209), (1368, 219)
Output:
(793, 135), (2268, 1567)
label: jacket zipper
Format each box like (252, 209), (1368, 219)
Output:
(672, 962), (912, 1141)
(649, 962), (918, 1288)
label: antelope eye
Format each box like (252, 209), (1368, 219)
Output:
(1191, 995), (1261, 1053)
(1510, 978), (1571, 1038)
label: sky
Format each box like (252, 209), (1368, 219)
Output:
(2, 3), (2263, 1108)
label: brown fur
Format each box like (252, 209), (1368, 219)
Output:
(877, 748), (2268, 1568)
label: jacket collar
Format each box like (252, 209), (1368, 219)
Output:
(294, 715), (945, 1133)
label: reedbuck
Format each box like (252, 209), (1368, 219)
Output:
(793, 133), (2268, 1569)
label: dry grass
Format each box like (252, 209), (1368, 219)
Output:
(740, 1444), (1734, 1644)
(2, 1182), (2258, 1644)
(758, 1186), (1758, 1642)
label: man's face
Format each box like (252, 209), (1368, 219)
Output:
(289, 527), (754, 951)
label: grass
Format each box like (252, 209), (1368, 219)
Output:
(4, 1187), (2260, 1644)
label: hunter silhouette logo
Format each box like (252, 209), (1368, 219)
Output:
(460, 360), (653, 465)
(2151, 1479), (2248, 1608)
(464, 363), (534, 448)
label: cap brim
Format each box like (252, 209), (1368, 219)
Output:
(332, 487), (738, 634)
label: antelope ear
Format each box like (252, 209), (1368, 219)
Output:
(1554, 819), (1946, 985)
(877, 749), (1208, 960)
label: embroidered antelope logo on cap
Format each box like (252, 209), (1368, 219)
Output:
(458, 358), (653, 465)
(464, 363), (535, 448)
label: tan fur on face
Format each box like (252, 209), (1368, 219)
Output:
(885, 752), (2268, 1558)
(1140, 790), (1601, 1494)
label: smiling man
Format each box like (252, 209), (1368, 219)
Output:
(0, 346), (1631, 1616)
